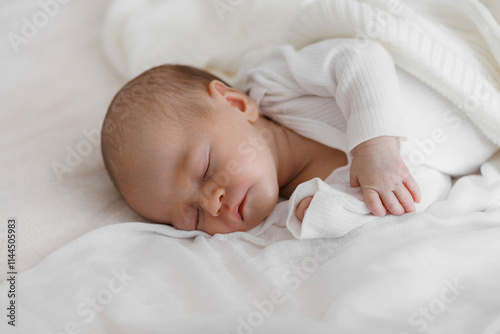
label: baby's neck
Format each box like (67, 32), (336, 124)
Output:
(261, 117), (348, 198)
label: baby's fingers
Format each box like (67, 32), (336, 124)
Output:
(403, 175), (421, 204)
(394, 186), (416, 213)
(296, 196), (313, 222)
(380, 192), (406, 216)
(363, 188), (387, 217)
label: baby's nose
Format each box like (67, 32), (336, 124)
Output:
(200, 184), (225, 217)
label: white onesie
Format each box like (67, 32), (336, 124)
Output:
(245, 38), (498, 238)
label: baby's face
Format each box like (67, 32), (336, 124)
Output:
(120, 85), (280, 235)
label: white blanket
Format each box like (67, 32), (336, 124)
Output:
(2, 152), (500, 333)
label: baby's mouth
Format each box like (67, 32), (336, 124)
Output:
(238, 193), (247, 220)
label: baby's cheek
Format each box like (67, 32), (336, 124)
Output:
(225, 160), (243, 178)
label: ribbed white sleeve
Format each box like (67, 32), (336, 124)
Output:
(246, 38), (408, 152)
(285, 177), (376, 239)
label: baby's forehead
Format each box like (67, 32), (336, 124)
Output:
(135, 120), (196, 161)
(117, 99), (213, 169)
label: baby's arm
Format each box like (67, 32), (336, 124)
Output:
(247, 38), (422, 218)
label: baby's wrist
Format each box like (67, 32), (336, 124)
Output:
(352, 136), (396, 155)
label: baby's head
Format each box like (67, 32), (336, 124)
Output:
(101, 65), (280, 235)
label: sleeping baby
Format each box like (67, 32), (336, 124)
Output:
(101, 38), (498, 236)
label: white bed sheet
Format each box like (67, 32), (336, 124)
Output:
(1, 154), (500, 333)
(1, 0), (145, 281)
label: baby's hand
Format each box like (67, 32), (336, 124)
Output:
(350, 136), (421, 217)
(295, 196), (314, 222)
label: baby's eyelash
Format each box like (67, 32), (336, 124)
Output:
(196, 206), (202, 229)
(202, 153), (211, 181)
(196, 151), (211, 229)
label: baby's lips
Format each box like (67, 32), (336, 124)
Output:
(238, 192), (247, 220)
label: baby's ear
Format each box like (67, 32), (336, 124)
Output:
(209, 80), (242, 106)
(208, 80), (227, 95)
(208, 80), (259, 122)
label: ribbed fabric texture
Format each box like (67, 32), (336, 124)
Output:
(281, 0), (500, 145)
(246, 36), (499, 238)
(246, 38), (499, 176)
(284, 163), (453, 239)
(247, 39), (407, 153)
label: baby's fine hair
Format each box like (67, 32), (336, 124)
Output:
(101, 64), (228, 193)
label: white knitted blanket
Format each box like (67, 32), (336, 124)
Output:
(282, 0), (500, 145)
(102, 0), (500, 145)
